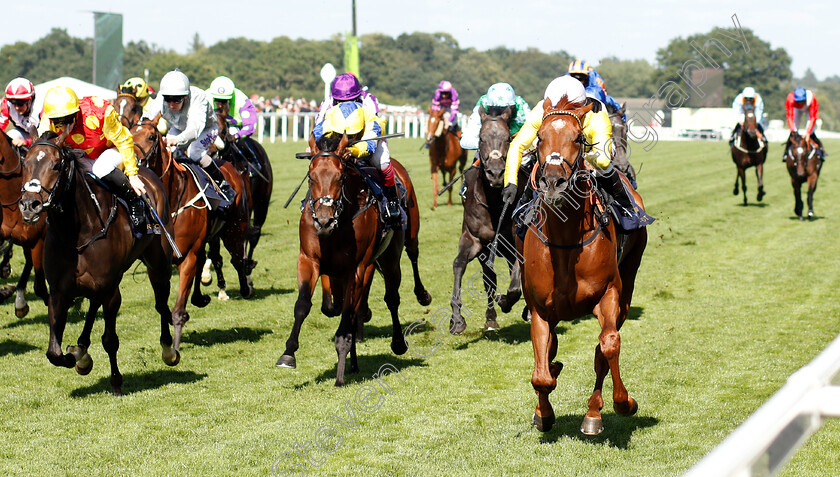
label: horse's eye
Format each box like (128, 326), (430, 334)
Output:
(51, 162), (62, 171)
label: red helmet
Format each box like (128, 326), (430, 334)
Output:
(5, 78), (35, 100)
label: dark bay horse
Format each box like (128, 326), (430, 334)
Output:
(426, 107), (466, 207)
(607, 104), (637, 188)
(451, 105), (524, 333)
(19, 130), (175, 395)
(113, 92), (143, 128)
(0, 128), (48, 316)
(731, 103), (767, 204)
(276, 133), (409, 386)
(132, 118), (220, 350)
(202, 104), (274, 297)
(785, 131), (822, 220)
(523, 99), (647, 435)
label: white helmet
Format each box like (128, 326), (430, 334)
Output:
(209, 76), (235, 101)
(544, 75), (586, 107)
(160, 70), (190, 96)
(485, 83), (516, 107)
(742, 86), (756, 98)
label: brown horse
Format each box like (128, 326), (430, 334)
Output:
(426, 107), (466, 207)
(523, 99), (648, 435)
(731, 103), (768, 204)
(113, 92), (143, 128)
(202, 104), (274, 297)
(451, 105), (524, 333)
(19, 130), (175, 395)
(0, 128), (48, 316)
(132, 118), (217, 350)
(276, 133), (410, 386)
(785, 131), (822, 220)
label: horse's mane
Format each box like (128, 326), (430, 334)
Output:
(484, 105), (512, 118)
(605, 103), (619, 115)
(315, 133), (343, 153)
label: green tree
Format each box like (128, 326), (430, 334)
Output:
(0, 28), (92, 88)
(596, 57), (656, 98)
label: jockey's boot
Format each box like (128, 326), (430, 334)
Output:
(101, 170), (145, 228)
(204, 161), (236, 202)
(600, 169), (635, 216)
(382, 185), (403, 225)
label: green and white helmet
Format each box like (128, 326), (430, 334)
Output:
(485, 82), (516, 107)
(209, 76), (236, 101)
(160, 69), (190, 96)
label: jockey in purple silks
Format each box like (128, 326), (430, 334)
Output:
(431, 80), (461, 133)
(315, 73), (380, 123)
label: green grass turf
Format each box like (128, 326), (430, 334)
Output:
(0, 137), (839, 476)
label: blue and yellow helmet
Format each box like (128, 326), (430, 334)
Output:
(568, 59), (591, 75)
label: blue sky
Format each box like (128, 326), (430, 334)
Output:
(6, 0), (838, 80)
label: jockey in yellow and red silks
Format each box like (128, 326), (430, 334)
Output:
(37, 85), (147, 227)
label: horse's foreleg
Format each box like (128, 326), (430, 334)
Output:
(66, 300), (98, 376)
(594, 286), (637, 426)
(334, 275), (358, 387)
(207, 236), (228, 300)
(755, 162), (765, 202)
(31, 240), (49, 306)
(530, 307), (557, 432)
(320, 275), (341, 317)
(451, 233), (482, 334)
(13, 247), (34, 318)
(446, 171), (454, 206)
(101, 288), (124, 396)
(222, 217), (254, 299)
(733, 169), (740, 196)
(276, 258), (319, 369)
(431, 170), (439, 208)
(380, 245), (406, 356)
(144, 240), (177, 366)
(792, 179), (804, 220)
(46, 292), (75, 369)
(807, 174), (818, 218)
(739, 167), (747, 205)
(191, 244), (212, 308)
(405, 229), (432, 307)
(0, 239), (13, 279)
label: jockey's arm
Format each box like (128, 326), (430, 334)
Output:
(785, 96), (797, 132)
(346, 115), (382, 158)
(236, 97), (258, 138)
(805, 97), (819, 137)
(459, 107), (481, 150)
(582, 110), (613, 171)
(0, 100), (10, 132)
(504, 103), (543, 186)
(102, 105), (140, 176)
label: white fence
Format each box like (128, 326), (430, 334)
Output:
(255, 112), (464, 144)
(685, 333), (840, 476)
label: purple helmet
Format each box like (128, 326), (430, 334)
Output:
(331, 73), (363, 101)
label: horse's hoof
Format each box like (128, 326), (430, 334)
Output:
(15, 303), (29, 318)
(201, 259), (213, 285)
(359, 308), (372, 323)
(799, 216), (805, 222)
(276, 355), (296, 368)
(217, 289), (230, 301)
(162, 346), (181, 367)
(808, 210), (815, 218)
(732, 188), (738, 196)
(0, 265), (11, 279)
(498, 296), (513, 314)
(67, 346), (93, 375)
(757, 191), (765, 202)
(112, 388), (123, 397)
(581, 416), (604, 435)
(450, 318), (466, 335)
(391, 338), (408, 356)
(416, 290), (432, 306)
(483, 319), (500, 332)
(522, 307), (531, 322)
(192, 294), (211, 308)
(549, 361), (563, 378)
(533, 413), (555, 432)
(614, 397), (639, 416)
(241, 285), (255, 299)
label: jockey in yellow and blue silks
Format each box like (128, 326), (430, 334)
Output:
(568, 59), (625, 122)
(312, 101), (402, 224)
(501, 76), (640, 222)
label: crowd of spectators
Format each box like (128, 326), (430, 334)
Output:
(249, 95), (319, 113)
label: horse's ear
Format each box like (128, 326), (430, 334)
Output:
(578, 102), (593, 116)
(501, 105), (514, 122)
(151, 113), (161, 127)
(308, 133), (318, 154)
(542, 99), (553, 112)
(338, 132), (349, 153)
(619, 103), (627, 115)
(478, 105), (487, 123)
(28, 126), (38, 141)
(55, 124), (73, 146)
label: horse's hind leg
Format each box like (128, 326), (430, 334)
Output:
(31, 240), (49, 306)
(13, 247), (34, 318)
(208, 237), (229, 301)
(191, 245), (211, 308)
(0, 239), (13, 279)
(792, 179), (804, 220)
(498, 242), (523, 314)
(320, 275), (341, 317)
(739, 167), (748, 205)
(334, 277), (359, 386)
(733, 169), (740, 196)
(431, 170), (439, 208)
(405, 229), (432, 307)
(755, 163), (765, 202)
(144, 241), (177, 366)
(530, 307), (558, 432)
(101, 288), (124, 396)
(222, 218), (254, 299)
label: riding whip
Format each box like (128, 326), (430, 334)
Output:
(141, 194), (183, 259)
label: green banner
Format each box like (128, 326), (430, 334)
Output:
(94, 12), (123, 90)
(343, 34), (360, 80)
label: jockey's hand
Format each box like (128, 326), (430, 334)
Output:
(340, 149), (353, 161)
(225, 133), (236, 143)
(11, 138), (25, 147)
(808, 137), (819, 149)
(502, 183), (517, 205)
(165, 136), (179, 147)
(128, 174), (147, 196)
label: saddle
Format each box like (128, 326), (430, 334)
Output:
(171, 149), (234, 215)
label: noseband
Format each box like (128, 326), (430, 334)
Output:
(133, 121), (162, 167)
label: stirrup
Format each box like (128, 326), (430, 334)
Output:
(384, 201), (402, 223)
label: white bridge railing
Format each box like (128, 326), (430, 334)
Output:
(255, 112), (461, 144)
(685, 333), (840, 477)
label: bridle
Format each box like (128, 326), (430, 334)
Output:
(786, 134), (816, 168)
(306, 151), (348, 223)
(133, 121), (172, 178)
(115, 94), (138, 128)
(533, 110), (589, 190)
(22, 140), (75, 213)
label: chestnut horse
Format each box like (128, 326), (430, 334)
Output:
(426, 107), (466, 207)
(201, 105), (274, 298)
(731, 103), (767, 204)
(276, 133), (410, 386)
(0, 128), (48, 316)
(785, 131), (822, 220)
(19, 130), (175, 395)
(113, 93), (143, 128)
(523, 99), (647, 435)
(451, 105), (524, 333)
